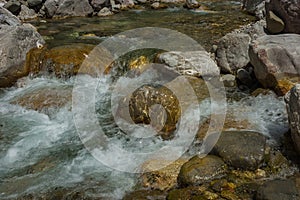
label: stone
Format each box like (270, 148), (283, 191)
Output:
(185, 0), (200, 9)
(10, 86), (72, 115)
(237, 68), (255, 87)
(128, 84), (181, 140)
(266, 0), (300, 34)
(167, 186), (208, 200)
(220, 74), (236, 87)
(27, 0), (43, 8)
(141, 159), (188, 191)
(123, 190), (166, 200)
(3, 0), (21, 15)
(54, 0), (93, 18)
(242, 0), (265, 19)
(177, 155), (227, 187)
(266, 10), (285, 34)
(26, 44), (94, 78)
(215, 33), (251, 74)
(97, 7), (113, 16)
(42, 0), (61, 18)
(212, 131), (266, 170)
(151, 2), (167, 10)
(91, 0), (109, 11)
(0, 23), (44, 88)
(0, 6), (20, 25)
(256, 179), (300, 200)
(157, 51), (220, 77)
(249, 34), (300, 95)
(285, 84), (300, 154)
(18, 5), (38, 21)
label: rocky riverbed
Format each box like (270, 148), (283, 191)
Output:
(0, 0), (300, 199)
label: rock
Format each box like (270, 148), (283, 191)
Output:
(123, 189), (166, 200)
(91, 0), (109, 12)
(0, 6), (20, 25)
(215, 33), (251, 74)
(27, 0), (43, 8)
(266, 10), (285, 34)
(249, 34), (300, 95)
(242, 0), (265, 19)
(26, 44), (94, 78)
(54, 0), (93, 18)
(157, 51), (220, 77)
(167, 186), (208, 200)
(42, 0), (61, 18)
(212, 131), (266, 170)
(237, 68), (256, 87)
(185, 0), (200, 9)
(141, 159), (188, 191)
(220, 74), (236, 87)
(236, 19), (267, 40)
(97, 7), (113, 16)
(18, 5), (38, 21)
(10, 86), (72, 115)
(177, 155), (227, 187)
(128, 84), (181, 140)
(3, 0), (21, 15)
(285, 84), (300, 154)
(266, 0), (300, 34)
(151, 2), (167, 10)
(256, 179), (300, 200)
(0, 22), (44, 88)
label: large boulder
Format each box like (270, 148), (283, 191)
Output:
(285, 84), (300, 154)
(249, 34), (300, 95)
(215, 33), (251, 74)
(266, 0), (300, 34)
(0, 5), (20, 25)
(0, 7), (44, 88)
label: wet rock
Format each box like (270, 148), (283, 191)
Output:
(185, 0), (200, 9)
(256, 179), (300, 200)
(212, 131), (266, 170)
(53, 0), (93, 18)
(215, 33), (251, 74)
(10, 86), (72, 114)
(285, 84), (300, 154)
(128, 84), (181, 140)
(157, 51), (220, 77)
(249, 34), (300, 95)
(242, 0), (265, 19)
(97, 7), (113, 16)
(0, 19), (44, 88)
(123, 189), (167, 200)
(0, 6), (20, 25)
(26, 44), (94, 78)
(266, 0), (300, 34)
(266, 10), (285, 34)
(18, 5), (38, 21)
(141, 159), (188, 190)
(177, 155), (227, 187)
(167, 186), (208, 200)
(3, 0), (21, 15)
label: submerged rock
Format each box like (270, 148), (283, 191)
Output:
(212, 131), (266, 170)
(285, 84), (300, 155)
(256, 178), (300, 200)
(177, 155), (227, 187)
(123, 189), (167, 200)
(249, 34), (300, 95)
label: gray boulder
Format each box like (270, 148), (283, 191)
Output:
(54, 0), (93, 18)
(0, 6), (20, 25)
(18, 5), (38, 21)
(157, 51), (220, 77)
(0, 8), (44, 87)
(242, 0), (265, 19)
(215, 33), (251, 74)
(249, 34), (300, 95)
(266, 0), (300, 34)
(285, 84), (300, 155)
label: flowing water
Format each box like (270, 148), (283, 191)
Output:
(0, 1), (293, 199)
